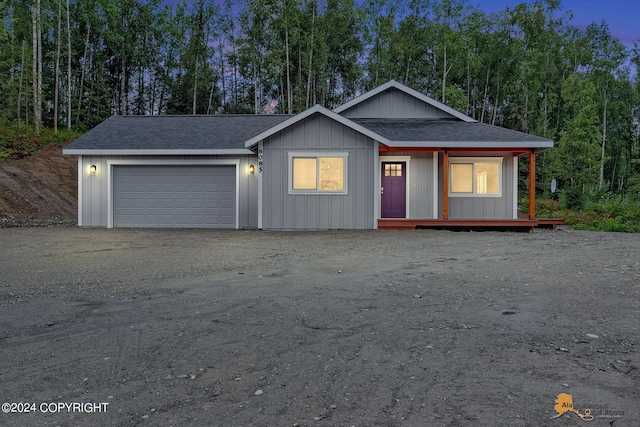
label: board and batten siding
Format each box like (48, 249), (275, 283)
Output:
(379, 152), (437, 219)
(339, 88), (458, 119)
(78, 155), (258, 228)
(439, 152), (517, 219)
(261, 113), (376, 229)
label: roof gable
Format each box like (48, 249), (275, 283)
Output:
(333, 80), (477, 123)
(244, 105), (391, 148)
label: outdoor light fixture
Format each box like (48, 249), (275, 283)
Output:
(90, 165), (97, 174)
(249, 164), (255, 174)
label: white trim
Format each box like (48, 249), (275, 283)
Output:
(513, 156), (518, 219)
(448, 157), (504, 198)
(373, 141), (379, 229)
(63, 149), (254, 156)
(77, 156), (83, 226)
(333, 80), (477, 123)
(106, 159), (241, 229)
(433, 152), (439, 219)
(287, 152), (349, 195)
(257, 141), (264, 229)
(379, 156), (411, 218)
(244, 105), (391, 148)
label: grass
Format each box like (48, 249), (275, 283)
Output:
(0, 119), (82, 161)
(522, 195), (640, 232)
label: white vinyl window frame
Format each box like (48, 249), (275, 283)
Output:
(448, 157), (503, 198)
(288, 152), (349, 195)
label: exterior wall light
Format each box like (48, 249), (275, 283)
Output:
(90, 165), (97, 174)
(249, 164), (255, 174)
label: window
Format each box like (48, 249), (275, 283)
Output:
(449, 157), (502, 197)
(384, 163), (403, 177)
(289, 153), (348, 194)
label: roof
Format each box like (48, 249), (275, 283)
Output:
(333, 80), (477, 123)
(243, 105), (392, 148)
(352, 118), (554, 148)
(64, 81), (553, 155)
(63, 115), (293, 155)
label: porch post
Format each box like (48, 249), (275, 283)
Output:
(529, 149), (536, 220)
(443, 150), (449, 220)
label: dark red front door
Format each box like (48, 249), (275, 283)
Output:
(381, 162), (406, 218)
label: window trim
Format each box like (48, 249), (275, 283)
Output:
(288, 152), (349, 195)
(448, 157), (503, 198)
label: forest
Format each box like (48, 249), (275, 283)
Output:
(1, 0), (640, 229)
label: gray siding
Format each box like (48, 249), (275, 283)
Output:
(439, 153), (516, 219)
(340, 88), (457, 119)
(261, 113), (376, 229)
(379, 152), (437, 219)
(78, 155), (257, 228)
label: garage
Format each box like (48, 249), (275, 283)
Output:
(113, 165), (236, 228)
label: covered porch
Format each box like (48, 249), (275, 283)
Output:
(377, 146), (564, 231)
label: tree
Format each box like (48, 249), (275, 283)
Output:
(585, 21), (627, 189)
(552, 74), (601, 191)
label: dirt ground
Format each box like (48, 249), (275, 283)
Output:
(0, 227), (638, 427)
(0, 141), (77, 228)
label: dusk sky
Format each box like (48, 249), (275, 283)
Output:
(477, 0), (640, 48)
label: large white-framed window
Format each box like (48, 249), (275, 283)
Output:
(449, 157), (503, 197)
(288, 152), (348, 194)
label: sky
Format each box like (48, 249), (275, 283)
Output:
(476, 0), (640, 49)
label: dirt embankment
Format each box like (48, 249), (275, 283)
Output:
(0, 142), (77, 227)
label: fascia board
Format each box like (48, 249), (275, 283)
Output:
(62, 149), (255, 156)
(384, 140), (554, 149)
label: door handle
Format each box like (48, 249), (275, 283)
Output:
(381, 186), (384, 195)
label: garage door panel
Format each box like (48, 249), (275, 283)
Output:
(113, 165), (236, 228)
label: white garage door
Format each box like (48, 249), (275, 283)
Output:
(113, 165), (236, 228)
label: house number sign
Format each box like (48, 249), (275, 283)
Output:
(258, 147), (264, 172)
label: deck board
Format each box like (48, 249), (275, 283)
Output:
(378, 218), (565, 231)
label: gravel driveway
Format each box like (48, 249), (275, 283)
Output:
(1, 227), (638, 426)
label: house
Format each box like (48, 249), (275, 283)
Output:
(63, 80), (554, 230)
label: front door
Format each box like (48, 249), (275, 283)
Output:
(381, 162), (406, 218)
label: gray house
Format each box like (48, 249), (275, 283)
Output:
(63, 80), (553, 230)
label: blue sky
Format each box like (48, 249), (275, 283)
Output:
(476, 0), (640, 48)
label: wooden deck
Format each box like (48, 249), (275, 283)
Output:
(377, 218), (565, 232)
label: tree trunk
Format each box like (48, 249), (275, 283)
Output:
(31, 1), (41, 135)
(17, 40), (26, 138)
(192, 54), (199, 115)
(219, 38), (226, 110)
(54, 0), (62, 134)
(37, 0), (42, 131)
(480, 65), (490, 123)
(491, 78), (500, 126)
(67, 0), (71, 129)
(441, 44), (452, 103)
(285, 12), (292, 114)
(599, 90), (608, 189)
(77, 24), (90, 120)
(305, 1), (315, 109)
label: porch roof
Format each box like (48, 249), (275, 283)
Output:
(352, 118), (553, 149)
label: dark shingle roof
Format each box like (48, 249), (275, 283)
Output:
(352, 118), (552, 145)
(64, 115), (294, 151)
